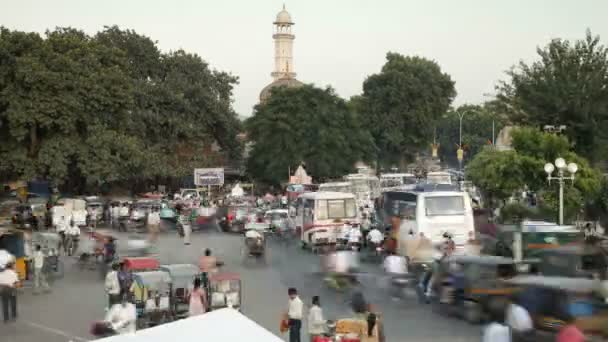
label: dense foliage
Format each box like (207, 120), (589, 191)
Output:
(0, 26), (241, 192)
(357, 52), (456, 167)
(246, 85), (374, 185)
(496, 30), (608, 162)
(467, 127), (602, 222)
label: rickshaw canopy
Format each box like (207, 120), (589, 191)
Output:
(132, 271), (172, 291)
(123, 257), (160, 271)
(160, 264), (199, 288)
(505, 275), (600, 293)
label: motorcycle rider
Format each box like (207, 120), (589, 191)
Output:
(383, 250), (408, 300)
(367, 226), (385, 253)
(65, 220), (81, 256)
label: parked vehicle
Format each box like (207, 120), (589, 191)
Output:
(160, 264), (200, 318)
(57, 198), (87, 226)
(294, 192), (359, 249)
(0, 227), (27, 280)
(207, 272), (241, 311)
(130, 270), (173, 328)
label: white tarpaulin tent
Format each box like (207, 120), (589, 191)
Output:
(231, 183), (245, 197)
(96, 308), (284, 342)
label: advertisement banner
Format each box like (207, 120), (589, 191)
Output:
(194, 168), (224, 186)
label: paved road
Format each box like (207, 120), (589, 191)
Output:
(3, 228), (480, 342)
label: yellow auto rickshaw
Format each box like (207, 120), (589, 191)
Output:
(0, 227), (28, 280)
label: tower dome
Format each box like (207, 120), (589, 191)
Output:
(275, 5), (293, 24)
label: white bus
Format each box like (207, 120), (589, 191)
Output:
(399, 190), (475, 249)
(344, 174), (380, 202)
(294, 192), (359, 248)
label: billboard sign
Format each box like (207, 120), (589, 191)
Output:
(194, 168), (224, 186)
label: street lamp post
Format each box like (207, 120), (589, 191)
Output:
(544, 157), (578, 225)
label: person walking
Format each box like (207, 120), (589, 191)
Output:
(308, 296), (325, 341)
(105, 263), (121, 307)
(0, 260), (19, 323)
(188, 278), (207, 317)
(118, 204), (129, 232)
(286, 287), (303, 342)
(146, 207), (161, 243)
(110, 204), (120, 230)
(33, 245), (50, 294)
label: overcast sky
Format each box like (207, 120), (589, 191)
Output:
(1, 0), (606, 117)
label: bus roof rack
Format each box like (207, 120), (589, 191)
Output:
(415, 183), (459, 192)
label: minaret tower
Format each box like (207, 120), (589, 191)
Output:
(271, 5), (296, 81)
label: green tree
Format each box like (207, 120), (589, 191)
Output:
(246, 85), (374, 185)
(357, 52), (456, 167)
(497, 30), (608, 161)
(468, 127), (602, 222)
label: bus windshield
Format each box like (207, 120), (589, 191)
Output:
(317, 199), (357, 219)
(384, 192), (417, 217)
(424, 196), (465, 216)
(319, 185), (352, 193)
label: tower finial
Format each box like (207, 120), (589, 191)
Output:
(283, 3), (286, 10)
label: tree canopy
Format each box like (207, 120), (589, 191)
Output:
(467, 127), (602, 221)
(357, 52), (456, 167)
(0, 26), (241, 192)
(246, 85), (374, 185)
(496, 30), (608, 162)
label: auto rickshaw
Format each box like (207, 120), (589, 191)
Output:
(242, 230), (266, 263)
(122, 257), (160, 272)
(207, 272), (241, 311)
(0, 227), (27, 281)
(432, 255), (524, 324)
(537, 243), (607, 278)
(160, 264), (200, 318)
(31, 232), (64, 280)
(130, 270), (173, 328)
(506, 275), (608, 341)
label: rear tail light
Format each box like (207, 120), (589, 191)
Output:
(227, 214), (234, 222)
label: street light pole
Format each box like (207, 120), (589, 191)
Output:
(544, 158), (578, 225)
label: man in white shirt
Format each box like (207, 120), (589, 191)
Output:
(105, 263), (121, 307)
(65, 221), (81, 256)
(104, 294), (136, 334)
(286, 287), (303, 342)
(308, 295), (325, 338)
(33, 245), (50, 294)
(146, 208), (161, 243)
(111, 204), (120, 229)
(118, 204), (129, 232)
(0, 260), (19, 323)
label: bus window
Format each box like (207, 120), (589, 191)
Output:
(424, 196), (465, 216)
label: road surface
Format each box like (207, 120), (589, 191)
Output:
(3, 228), (480, 342)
